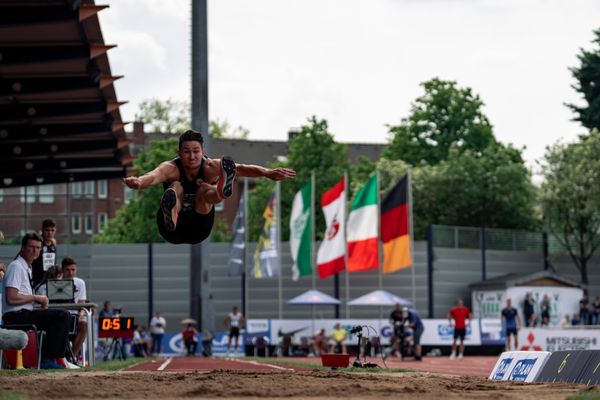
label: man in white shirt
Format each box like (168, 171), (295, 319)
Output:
(2, 233), (70, 369)
(225, 306), (245, 355)
(61, 257), (87, 360)
(149, 311), (166, 354)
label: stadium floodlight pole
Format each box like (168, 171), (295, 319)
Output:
(344, 170), (350, 318)
(243, 178), (249, 317)
(276, 180), (282, 319)
(191, 0), (210, 331)
(408, 169), (416, 307)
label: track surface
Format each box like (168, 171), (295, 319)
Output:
(127, 355), (496, 377)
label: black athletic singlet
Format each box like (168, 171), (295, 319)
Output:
(156, 157), (215, 244)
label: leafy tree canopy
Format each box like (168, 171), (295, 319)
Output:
(383, 78), (496, 166)
(247, 116), (349, 241)
(567, 28), (600, 131)
(540, 129), (600, 284)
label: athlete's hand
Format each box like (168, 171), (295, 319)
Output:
(265, 167), (296, 181)
(123, 176), (142, 189)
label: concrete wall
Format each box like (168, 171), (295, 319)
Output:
(1, 242), (598, 330)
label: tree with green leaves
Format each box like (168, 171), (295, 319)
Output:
(383, 78), (496, 166)
(135, 98), (190, 134)
(540, 129), (600, 285)
(567, 28), (600, 131)
(247, 116), (349, 241)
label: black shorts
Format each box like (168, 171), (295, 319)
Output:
(453, 328), (466, 340)
(229, 327), (240, 338)
(157, 208), (215, 244)
(505, 327), (518, 336)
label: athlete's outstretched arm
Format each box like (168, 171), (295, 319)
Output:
(236, 164), (296, 181)
(123, 161), (177, 190)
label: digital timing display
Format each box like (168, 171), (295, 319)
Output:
(98, 317), (135, 339)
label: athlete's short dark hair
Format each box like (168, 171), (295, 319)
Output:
(179, 130), (204, 149)
(62, 256), (77, 268)
(42, 219), (56, 229)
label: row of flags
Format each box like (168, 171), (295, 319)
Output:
(228, 173), (413, 280)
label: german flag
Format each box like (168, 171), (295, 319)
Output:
(380, 175), (412, 274)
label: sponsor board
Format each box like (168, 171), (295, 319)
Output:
(519, 328), (600, 352)
(535, 350), (595, 383)
(577, 350), (600, 386)
(489, 351), (550, 382)
(420, 319), (481, 346)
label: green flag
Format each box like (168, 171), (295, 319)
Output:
(290, 181), (312, 280)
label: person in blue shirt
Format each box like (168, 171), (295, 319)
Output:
(501, 298), (521, 351)
(403, 307), (424, 361)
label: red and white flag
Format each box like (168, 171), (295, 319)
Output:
(317, 178), (346, 279)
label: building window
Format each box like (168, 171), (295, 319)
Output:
(71, 213), (82, 234)
(124, 186), (135, 204)
(83, 181), (94, 198)
(98, 212), (108, 232)
(70, 182), (82, 198)
(97, 180), (108, 199)
(38, 185), (54, 204)
(19, 187), (35, 203)
(85, 213), (94, 234)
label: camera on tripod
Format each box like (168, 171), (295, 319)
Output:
(349, 325), (362, 334)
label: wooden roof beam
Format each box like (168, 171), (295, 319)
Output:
(78, 4), (109, 22)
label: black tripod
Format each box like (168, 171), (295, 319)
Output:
(351, 326), (379, 368)
(104, 338), (127, 361)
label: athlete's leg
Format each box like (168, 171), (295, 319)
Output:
(160, 182), (184, 231)
(194, 181), (222, 214)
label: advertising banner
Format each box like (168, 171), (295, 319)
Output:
(519, 328), (600, 352)
(420, 319), (481, 346)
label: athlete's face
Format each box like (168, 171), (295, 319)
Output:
(42, 226), (56, 242)
(63, 263), (77, 279)
(178, 141), (203, 169)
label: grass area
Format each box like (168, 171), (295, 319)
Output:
(0, 392), (27, 400)
(244, 356), (411, 373)
(0, 357), (147, 376)
(567, 391), (600, 400)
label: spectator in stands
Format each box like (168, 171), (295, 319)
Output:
(523, 293), (535, 327)
(571, 312), (582, 326)
(501, 298), (520, 351)
(62, 257), (87, 361)
(182, 323), (198, 356)
(2, 233), (70, 369)
(540, 294), (551, 327)
(32, 219), (58, 288)
(579, 291), (590, 325)
(150, 311), (166, 355)
(448, 298), (472, 359)
(224, 306), (244, 356)
(311, 329), (328, 356)
(528, 313), (538, 328)
(329, 323), (347, 354)
(591, 296), (600, 326)
(98, 300), (113, 318)
(559, 314), (571, 328)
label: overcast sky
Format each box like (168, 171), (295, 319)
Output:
(100, 0), (600, 174)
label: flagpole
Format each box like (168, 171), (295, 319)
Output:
(344, 170), (350, 318)
(310, 171), (316, 324)
(408, 170), (416, 307)
(311, 171), (316, 290)
(243, 178), (249, 318)
(276, 180), (282, 320)
(376, 169), (383, 290)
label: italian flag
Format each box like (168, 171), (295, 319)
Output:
(290, 181), (313, 280)
(347, 174), (379, 272)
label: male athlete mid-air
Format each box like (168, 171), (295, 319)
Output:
(123, 130), (296, 244)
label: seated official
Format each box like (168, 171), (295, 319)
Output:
(2, 233), (70, 369)
(311, 329), (328, 356)
(329, 323), (347, 354)
(61, 257), (88, 361)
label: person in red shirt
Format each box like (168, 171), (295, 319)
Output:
(448, 298), (472, 359)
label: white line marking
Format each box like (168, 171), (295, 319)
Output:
(157, 357), (173, 371)
(229, 358), (294, 371)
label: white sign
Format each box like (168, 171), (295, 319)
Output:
(420, 319), (481, 346)
(519, 328), (600, 352)
(489, 351), (551, 382)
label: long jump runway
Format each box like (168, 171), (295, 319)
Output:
(127, 355), (496, 377)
